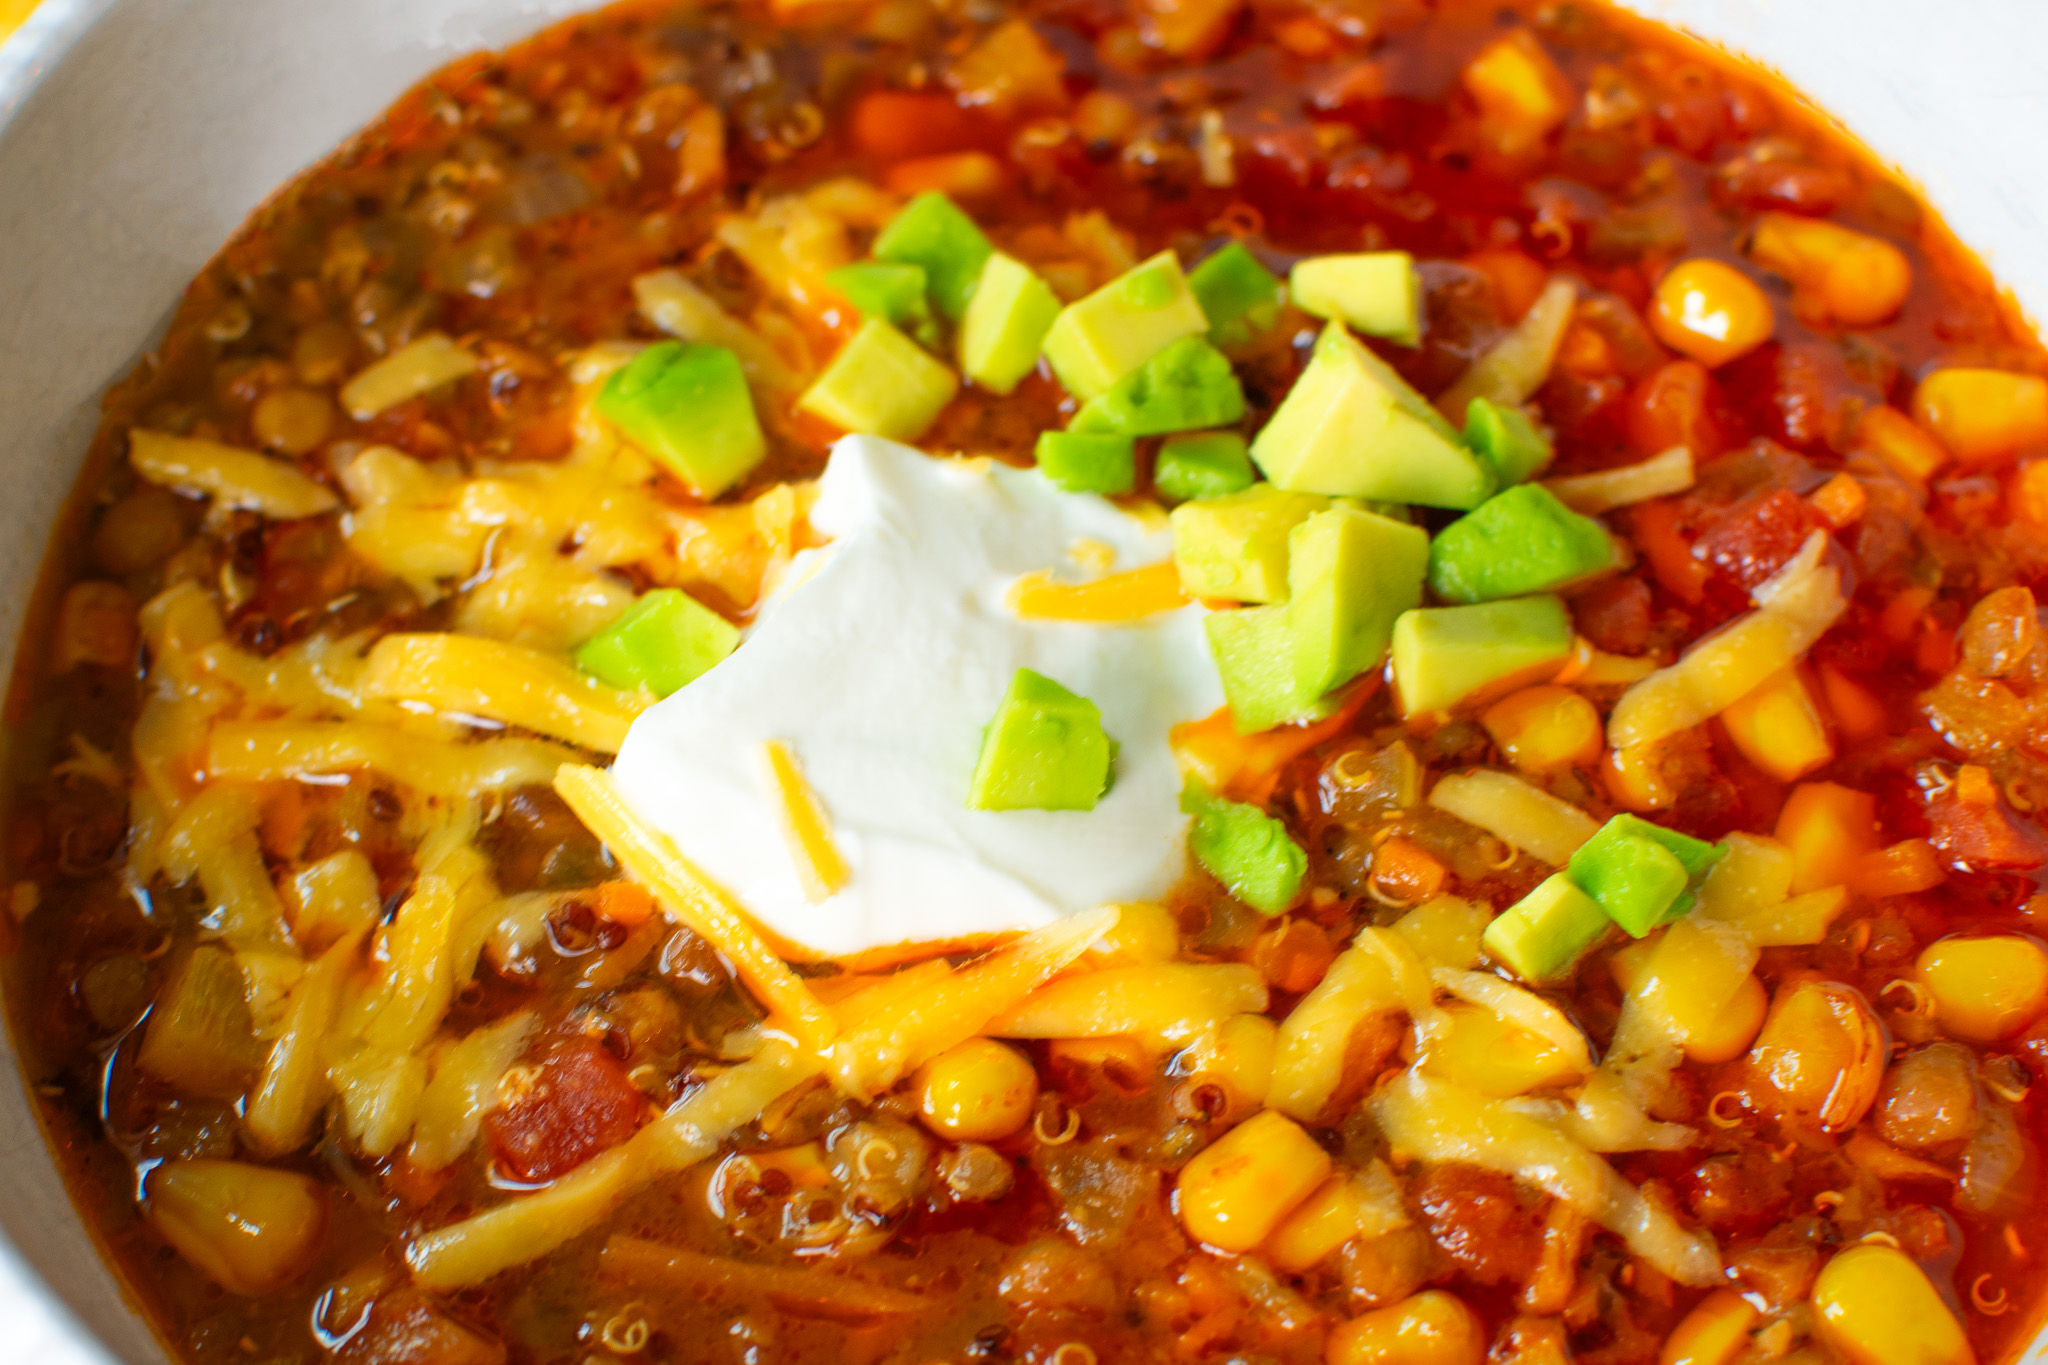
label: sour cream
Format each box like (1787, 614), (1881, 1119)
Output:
(610, 435), (1223, 960)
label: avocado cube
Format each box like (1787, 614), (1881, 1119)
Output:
(797, 319), (959, 441)
(1250, 323), (1496, 509)
(1289, 252), (1421, 346)
(1482, 873), (1611, 982)
(1567, 816), (1695, 937)
(1388, 595), (1573, 716)
(1188, 241), (1282, 343)
(1427, 484), (1618, 604)
(1155, 431), (1254, 502)
(1170, 485), (1329, 603)
(871, 191), (992, 320)
(596, 341), (766, 498)
(1070, 336), (1246, 438)
(1624, 815), (1728, 881)
(1285, 505), (1429, 698)
(1036, 431), (1136, 495)
(1205, 605), (1332, 734)
(825, 262), (935, 343)
(1182, 784), (1307, 915)
(959, 253), (1061, 396)
(967, 668), (1114, 812)
(574, 589), (739, 697)
(1463, 397), (1554, 485)
(1042, 250), (1209, 401)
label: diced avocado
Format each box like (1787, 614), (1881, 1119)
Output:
(1041, 251), (1209, 401)
(1482, 873), (1611, 982)
(1250, 323), (1496, 509)
(1035, 431), (1136, 495)
(1205, 605), (1332, 733)
(1388, 595), (1573, 715)
(1170, 485), (1329, 603)
(1289, 252), (1421, 346)
(1182, 783), (1307, 915)
(959, 253), (1061, 396)
(1463, 397), (1554, 485)
(1285, 505), (1429, 698)
(1155, 431), (1254, 502)
(871, 191), (992, 320)
(825, 262), (935, 343)
(596, 341), (766, 498)
(136, 946), (265, 1100)
(1427, 484), (1618, 604)
(574, 589), (739, 697)
(1627, 816), (1728, 881)
(967, 668), (1114, 812)
(1188, 241), (1282, 344)
(1567, 816), (1693, 937)
(797, 319), (960, 441)
(1070, 336), (1246, 438)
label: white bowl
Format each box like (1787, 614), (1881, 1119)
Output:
(0, 2), (2043, 1362)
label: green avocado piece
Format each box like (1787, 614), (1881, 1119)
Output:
(1070, 336), (1247, 437)
(871, 191), (992, 320)
(967, 668), (1114, 812)
(574, 589), (739, 697)
(1205, 605), (1333, 734)
(1035, 431), (1136, 495)
(1041, 251), (1209, 401)
(1388, 595), (1573, 716)
(1170, 485), (1329, 603)
(1463, 397), (1554, 485)
(1188, 241), (1282, 344)
(1626, 816), (1728, 881)
(796, 319), (959, 441)
(1250, 323), (1496, 508)
(1285, 505), (1429, 698)
(1182, 783), (1307, 915)
(1427, 484), (1618, 604)
(959, 253), (1061, 396)
(825, 262), (936, 344)
(1155, 431), (1254, 502)
(596, 341), (766, 499)
(1289, 252), (1421, 346)
(1566, 817), (1694, 938)
(1482, 873), (1612, 982)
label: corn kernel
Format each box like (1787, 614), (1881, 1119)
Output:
(1328, 1291), (1487, 1365)
(1917, 934), (2048, 1043)
(251, 387), (337, 456)
(1810, 1244), (1973, 1365)
(1419, 999), (1583, 1097)
(1483, 685), (1603, 773)
(1462, 31), (1574, 154)
(1856, 405), (1949, 483)
(1660, 1289), (1758, 1365)
(1178, 1012), (1278, 1109)
(1265, 1171), (1366, 1273)
(916, 1038), (1039, 1141)
(1913, 367), (2048, 466)
(1605, 741), (1677, 812)
(1721, 667), (1834, 783)
(1773, 782), (1876, 894)
(1746, 213), (1912, 326)
(1176, 1109), (1331, 1252)
(1650, 259), (1775, 368)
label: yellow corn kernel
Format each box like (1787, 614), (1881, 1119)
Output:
(1650, 259), (1775, 368)
(1482, 684), (1603, 773)
(1265, 1171), (1366, 1273)
(1176, 1109), (1331, 1252)
(146, 1159), (328, 1296)
(1917, 935), (2048, 1043)
(1605, 740), (1677, 812)
(1328, 1291), (1487, 1365)
(1179, 1012), (1278, 1109)
(1720, 667), (1834, 783)
(1914, 367), (2048, 467)
(915, 1038), (1039, 1141)
(1856, 405), (1949, 484)
(1418, 1000), (1581, 1098)
(1661, 1289), (1758, 1365)
(1746, 213), (1911, 326)
(1774, 781), (1876, 894)
(1811, 1244), (1974, 1365)
(1088, 899), (1181, 967)
(1462, 31), (1574, 154)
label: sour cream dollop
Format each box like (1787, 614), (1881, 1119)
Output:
(610, 435), (1224, 960)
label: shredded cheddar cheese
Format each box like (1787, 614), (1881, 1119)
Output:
(1006, 559), (1189, 623)
(756, 738), (851, 903)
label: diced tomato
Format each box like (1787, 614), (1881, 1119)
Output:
(1627, 500), (1709, 606)
(1572, 576), (1654, 654)
(1926, 773), (2046, 871)
(486, 1035), (646, 1182)
(1627, 360), (1725, 459)
(336, 1289), (506, 1365)
(1693, 487), (1827, 591)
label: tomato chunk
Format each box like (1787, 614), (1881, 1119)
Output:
(487, 1035), (647, 1182)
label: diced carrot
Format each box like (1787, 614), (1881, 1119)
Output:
(1848, 839), (1945, 897)
(850, 90), (991, 162)
(1372, 836), (1446, 904)
(1774, 781), (1877, 894)
(1808, 472), (1867, 529)
(1925, 767), (2044, 871)
(884, 151), (1009, 200)
(1273, 15), (1337, 59)
(1816, 664), (1887, 740)
(1464, 248), (1549, 324)
(1628, 500), (1708, 606)
(1856, 405), (1948, 484)
(592, 879), (657, 928)
(1137, 0), (1243, 61)
(1877, 585), (1934, 643)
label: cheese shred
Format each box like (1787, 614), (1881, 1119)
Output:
(757, 739), (851, 903)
